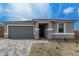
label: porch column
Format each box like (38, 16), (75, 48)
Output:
(47, 22), (53, 39)
(34, 22), (39, 39)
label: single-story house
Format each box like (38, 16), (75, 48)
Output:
(4, 19), (76, 39)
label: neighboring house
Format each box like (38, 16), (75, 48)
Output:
(74, 31), (79, 38)
(0, 23), (4, 38)
(4, 19), (76, 39)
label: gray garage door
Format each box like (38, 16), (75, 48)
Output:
(8, 26), (34, 39)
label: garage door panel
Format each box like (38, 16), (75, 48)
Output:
(8, 26), (34, 39)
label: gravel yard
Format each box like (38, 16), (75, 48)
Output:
(0, 39), (33, 56)
(30, 39), (79, 56)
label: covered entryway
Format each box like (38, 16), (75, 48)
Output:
(34, 22), (53, 39)
(39, 23), (48, 39)
(8, 26), (34, 39)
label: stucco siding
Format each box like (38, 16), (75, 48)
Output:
(52, 23), (57, 33)
(5, 22), (34, 33)
(66, 22), (74, 33)
(4, 24), (7, 33)
(5, 21), (34, 25)
(44, 25), (48, 38)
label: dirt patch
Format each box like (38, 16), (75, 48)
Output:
(30, 42), (62, 56)
(30, 39), (79, 56)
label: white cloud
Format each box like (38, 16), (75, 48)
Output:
(0, 7), (4, 13)
(5, 8), (11, 12)
(33, 3), (52, 18)
(7, 3), (53, 21)
(21, 18), (29, 21)
(10, 3), (32, 15)
(63, 7), (74, 14)
(78, 8), (79, 13)
(77, 8), (79, 17)
(0, 7), (10, 13)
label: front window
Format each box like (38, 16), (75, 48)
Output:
(58, 23), (64, 33)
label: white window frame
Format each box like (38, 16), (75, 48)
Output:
(56, 22), (74, 34)
(58, 23), (65, 33)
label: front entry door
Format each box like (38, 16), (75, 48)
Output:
(39, 24), (48, 39)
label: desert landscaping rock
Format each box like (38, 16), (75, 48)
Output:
(0, 39), (33, 56)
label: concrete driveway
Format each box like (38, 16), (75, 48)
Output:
(0, 39), (33, 56)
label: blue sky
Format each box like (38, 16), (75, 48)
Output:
(0, 3), (79, 30)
